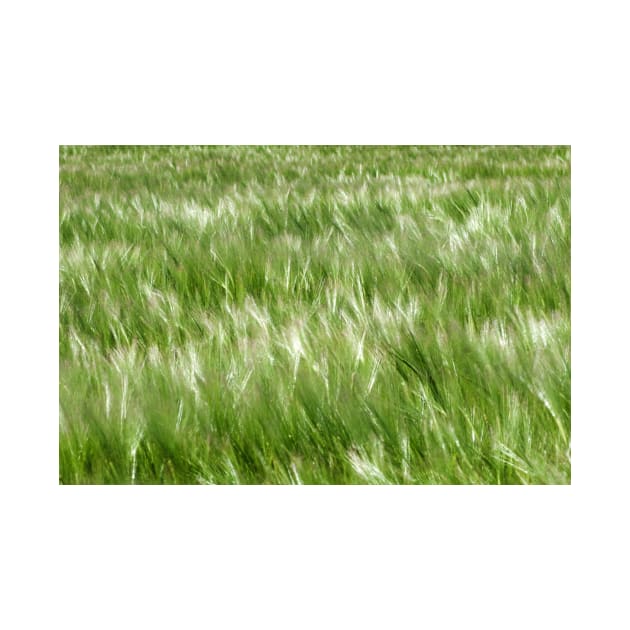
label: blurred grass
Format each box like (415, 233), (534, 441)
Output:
(59, 145), (570, 484)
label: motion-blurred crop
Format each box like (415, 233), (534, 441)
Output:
(59, 145), (570, 484)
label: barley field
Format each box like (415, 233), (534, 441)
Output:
(59, 145), (570, 484)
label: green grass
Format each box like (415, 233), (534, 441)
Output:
(59, 145), (570, 484)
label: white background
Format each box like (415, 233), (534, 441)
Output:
(1, 1), (629, 628)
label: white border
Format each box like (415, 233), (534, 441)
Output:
(3, 1), (629, 628)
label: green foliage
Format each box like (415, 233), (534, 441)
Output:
(59, 145), (570, 484)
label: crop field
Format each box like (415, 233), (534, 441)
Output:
(59, 145), (570, 484)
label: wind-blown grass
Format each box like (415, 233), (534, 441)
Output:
(59, 145), (570, 484)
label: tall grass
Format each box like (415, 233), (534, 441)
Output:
(59, 145), (570, 484)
